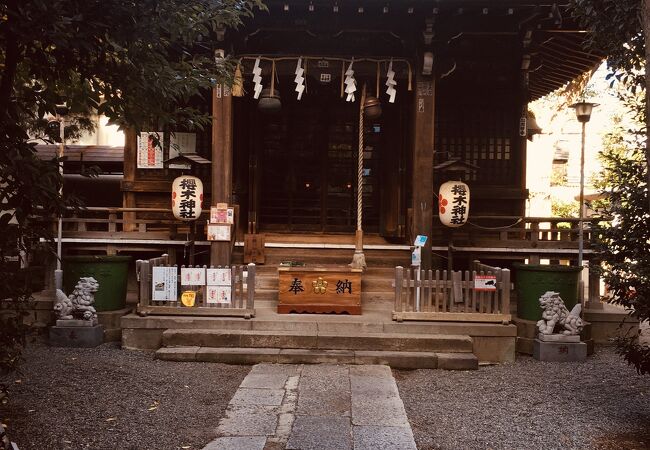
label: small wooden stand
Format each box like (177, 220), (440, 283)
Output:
(278, 265), (362, 314)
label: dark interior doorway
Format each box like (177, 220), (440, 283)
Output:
(254, 80), (386, 233)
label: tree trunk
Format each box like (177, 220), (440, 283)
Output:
(645, 0), (650, 212)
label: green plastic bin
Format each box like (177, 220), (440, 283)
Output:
(63, 255), (131, 312)
(514, 263), (582, 321)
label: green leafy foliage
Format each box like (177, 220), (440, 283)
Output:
(0, 0), (264, 380)
(570, 0), (645, 90)
(591, 90), (650, 374)
(571, 0), (650, 374)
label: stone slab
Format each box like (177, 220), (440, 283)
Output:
(240, 373), (289, 390)
(353, 425), (417, 450)
(155, 347), (199, 361)
(351, 395), (410, 427)
(297, 366), (351, 417)
(202, 436), (266, 450)
(56, 319), (98, 327)
(533, 340), (587, 362)
(436, 353), (479, 370)
(49, 325), (104, 348)
(249, 363), (300, 377)
(354, 351), (438, 369)
(285, 416), (352, 450)
(278, 349), (355, 365)
(229, 388), (285, 407)
(196, 347), (280, 364)
(217, 405), (278, 436)
(538, 333), (581, 342)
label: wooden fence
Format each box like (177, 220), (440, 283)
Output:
(135, 254), (255, 318)
(393, 260), (510, 323)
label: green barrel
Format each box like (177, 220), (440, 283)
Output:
(514, 263), (582, 321)
(63, 255), (131, 312)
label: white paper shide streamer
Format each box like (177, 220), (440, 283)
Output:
(385, 59), (397, 103)
(252, 57), (263, 99)
(344, 59), (357, 102)
(294, 57), (305, 100)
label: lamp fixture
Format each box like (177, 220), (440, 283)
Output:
(569, 102), (598, 123)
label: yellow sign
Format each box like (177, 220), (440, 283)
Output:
(312, 277), (328, 294)
(181, 290), (196, 307)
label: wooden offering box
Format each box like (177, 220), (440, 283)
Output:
(278, 265), (362, 314)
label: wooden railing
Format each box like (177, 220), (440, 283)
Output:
(135, 254), (255, 318)
(393, 261), (511, 323)
(431, 216), (607, 263)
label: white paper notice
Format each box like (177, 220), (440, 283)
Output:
(206, 286), (232, 304)
(206, 268), (232, 286)
(152, 266), (177, 301)
(180, 267), (206, 286)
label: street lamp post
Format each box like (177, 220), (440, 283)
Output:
(569, 102), (598, 267)
(569, 101), (598, 308)
(54, 104), (67, 291)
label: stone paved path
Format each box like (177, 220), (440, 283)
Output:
(202, 364), (417, 450)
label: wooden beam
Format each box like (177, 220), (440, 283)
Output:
(211, 84), (234, 266)
(392, 311), (511, 323)
(412, 73), (436, 270)
(123, 128), (137, 231)
(137, 305), (255, 318)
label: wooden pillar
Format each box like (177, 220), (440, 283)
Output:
(211, 84), (233, 265)
(122, 128), (137, 232)
(412, 74), (435, 270)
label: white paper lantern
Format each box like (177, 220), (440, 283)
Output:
(172, 175), (203, 221)
(438, 181), (470, 227)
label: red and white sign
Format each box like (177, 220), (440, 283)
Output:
(474, 275), (497, 291)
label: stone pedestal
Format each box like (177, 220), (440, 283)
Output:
(533, 335), (587, 362)
(49, 323), (104, 348)
(515, 317), (593, 356)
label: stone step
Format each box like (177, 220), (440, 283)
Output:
(161, 329), (474, 353)
(121, 313), (515, 337)
(156, 346), (478, 370)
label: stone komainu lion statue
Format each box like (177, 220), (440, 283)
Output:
(54, 277), (100, 321)
(536, 291), (585, 336)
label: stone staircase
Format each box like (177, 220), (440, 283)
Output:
(153, 266), (480, 370)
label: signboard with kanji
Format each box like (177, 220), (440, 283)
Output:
(278, 266), (362, 314)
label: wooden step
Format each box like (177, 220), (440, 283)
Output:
(161, 329), (474, 353)
(156, 346), (478, 370)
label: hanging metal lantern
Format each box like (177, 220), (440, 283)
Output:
(172, 175), (203, 221)
(363, 95), (382, 119)
(258, 88), (281, 113)
(438, 181), (470, 227)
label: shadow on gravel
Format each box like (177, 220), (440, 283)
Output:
(0, 337), (251, 450)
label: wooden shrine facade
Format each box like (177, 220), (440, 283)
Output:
(113, 1), (602, 268)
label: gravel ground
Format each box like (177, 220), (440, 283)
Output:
(395, 346), (650, 450)
(0, 338), (250, 450)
